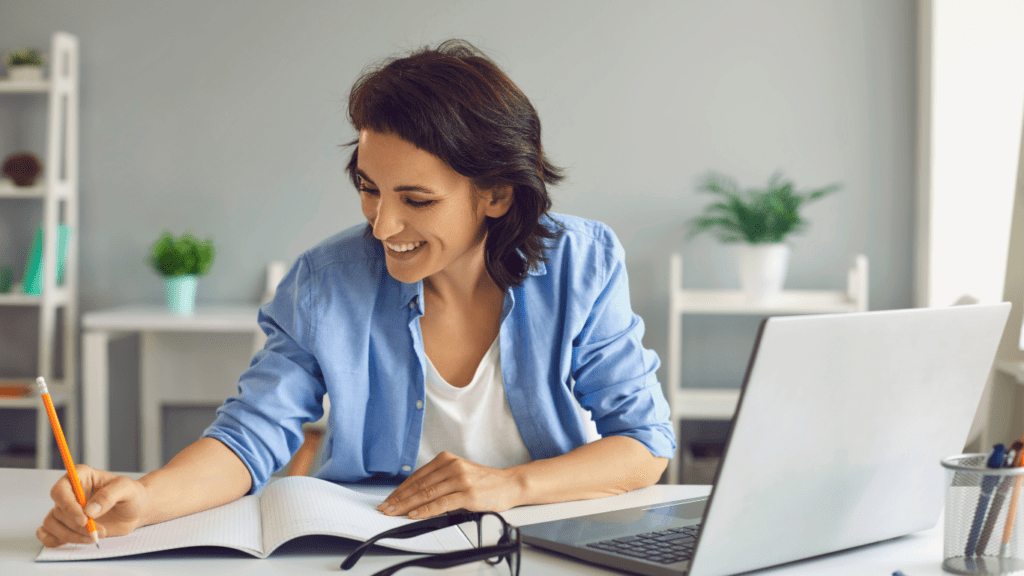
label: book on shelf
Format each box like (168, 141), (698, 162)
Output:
(0, 380), (33, 398)
(22, 224), (71, 295)
(37, 475), (471, 562)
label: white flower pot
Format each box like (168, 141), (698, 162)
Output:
(738, 243), (790, 305)
(7, 66), (44, 82)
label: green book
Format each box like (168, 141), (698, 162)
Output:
(22, 225), (71, 295)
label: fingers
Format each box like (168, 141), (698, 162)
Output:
(39, 467), (145, 547)
(381, 457), (453, 511)
(86, 475), (143, 520)
(397, 478), (466, 519)
(49, 465), (99, 530)
(38, 508), (103, 548)
(379, 453), (517, 519)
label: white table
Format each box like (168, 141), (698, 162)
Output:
(82, 305), (262, 472)
(1, 467), (952, 575)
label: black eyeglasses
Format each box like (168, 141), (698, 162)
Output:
(340, 510), (521, 576)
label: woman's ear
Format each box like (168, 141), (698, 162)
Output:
(483, 185), (514, 219)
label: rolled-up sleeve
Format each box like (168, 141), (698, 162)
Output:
(202, 255), (326, 493)
(571, 227), (676, 459)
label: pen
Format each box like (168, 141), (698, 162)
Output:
(1003, 433), (1024, 557)
(966, 444), (1006, 556)
(976, 440), (1024, 555)
(35, 377), (99, 547)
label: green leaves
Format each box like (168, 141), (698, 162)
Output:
(687, 171), (840, 244)
(6, 48), (44, 67)
(149, 232), (215, 277)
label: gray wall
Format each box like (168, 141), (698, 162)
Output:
(0, 0), (916, 472)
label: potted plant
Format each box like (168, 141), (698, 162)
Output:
(5, 48), (45, 82)
(687, 171), (841, 304)
(149, 231), (215, 315)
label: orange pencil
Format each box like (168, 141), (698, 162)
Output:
(1002, 430), (1024, 558)
(35, 376), (99, 547)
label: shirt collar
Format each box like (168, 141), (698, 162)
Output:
(399, 280), (424, 312)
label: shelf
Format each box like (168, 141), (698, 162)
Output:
(673, 289), (862, 315)
(665, 252), (869, 484)
(0, 32), (79, 470)
(0, 79), (50, 93)
(0, 452), (36, 468)
(0, 381), (69, 408)
(0, 288), (72, 307)
(0, 180), (47, 198)
(672, 389), (740, 420)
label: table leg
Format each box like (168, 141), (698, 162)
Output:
(82, 330), (110, 470)
(140, 332), (162, 473)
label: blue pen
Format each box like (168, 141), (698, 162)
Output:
(976, 441), (1023, 555)
(966, 444), (1007, 556)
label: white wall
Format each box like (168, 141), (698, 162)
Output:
(917, 0), (1024, 307)
(0, 0), (917, 471)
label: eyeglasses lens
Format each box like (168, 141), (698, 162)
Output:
(476, 514), (508, 549)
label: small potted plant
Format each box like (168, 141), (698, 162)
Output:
(5, 48), (45, 82)
(688, 171), (841, 304)
(149, 231), (215, 315)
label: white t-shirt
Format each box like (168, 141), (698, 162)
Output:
(416, 336), (534, 470)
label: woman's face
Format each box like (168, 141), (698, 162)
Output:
(356, 130), (510, 285)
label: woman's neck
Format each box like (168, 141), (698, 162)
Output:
(422, 242), (502, 309)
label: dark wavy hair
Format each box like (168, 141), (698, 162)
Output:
(345, 39), (564, 292)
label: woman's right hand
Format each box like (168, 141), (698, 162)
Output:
(37, 464), (150, 547)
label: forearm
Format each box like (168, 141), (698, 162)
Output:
(138, 437), (253, 526)
(510, 436), (668, 507)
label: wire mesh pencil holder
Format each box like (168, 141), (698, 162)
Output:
(942, 454), (1024, 575)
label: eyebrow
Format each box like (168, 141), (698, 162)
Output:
(355, 168), (438, 196)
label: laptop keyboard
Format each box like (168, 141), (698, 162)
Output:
(586, 525), (700, 564)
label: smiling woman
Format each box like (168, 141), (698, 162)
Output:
(353, 130), (510, 288)
(345, 39), (564, 293)
(37, 39), (676, 549)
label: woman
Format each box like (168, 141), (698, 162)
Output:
(37, 40), (675, 547)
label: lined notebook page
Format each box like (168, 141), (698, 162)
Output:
(37, 494), (264, 561)
(260, 476), (472, 555)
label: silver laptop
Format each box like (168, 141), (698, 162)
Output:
(520, 303), (1011, 576)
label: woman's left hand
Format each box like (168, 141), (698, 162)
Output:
(378, 451), (523, 519)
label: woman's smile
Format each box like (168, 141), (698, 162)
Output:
(384, 240), (426, 260)
(386, 240), (425, 252)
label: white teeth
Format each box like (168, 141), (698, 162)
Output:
(386, 241), (424, 253)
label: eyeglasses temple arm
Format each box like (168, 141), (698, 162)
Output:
(368, 542), (520, 576)
(340, 511), (481, 570)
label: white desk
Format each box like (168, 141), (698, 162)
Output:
(1, 467), (951, 575)
(82, 305), (262, 472)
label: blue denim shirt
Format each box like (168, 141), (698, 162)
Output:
(203, 213), (676, 494)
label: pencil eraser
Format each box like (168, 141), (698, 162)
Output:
(34, 377), (48, 396)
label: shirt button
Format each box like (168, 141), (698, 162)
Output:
(416, 400), (423, 409)
(402, 465), (412, 472)
(409, 301), (415, 309)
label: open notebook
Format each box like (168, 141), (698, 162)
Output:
(37, 476), (472, 561)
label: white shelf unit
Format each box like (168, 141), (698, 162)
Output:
(666, 252), (868, 484)
(0, 32), (79, 469)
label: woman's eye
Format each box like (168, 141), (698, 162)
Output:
(406, 198), (434, 208)
(359, 185), (379, 196)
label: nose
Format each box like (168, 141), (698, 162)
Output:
(369, 193), (403, 241)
